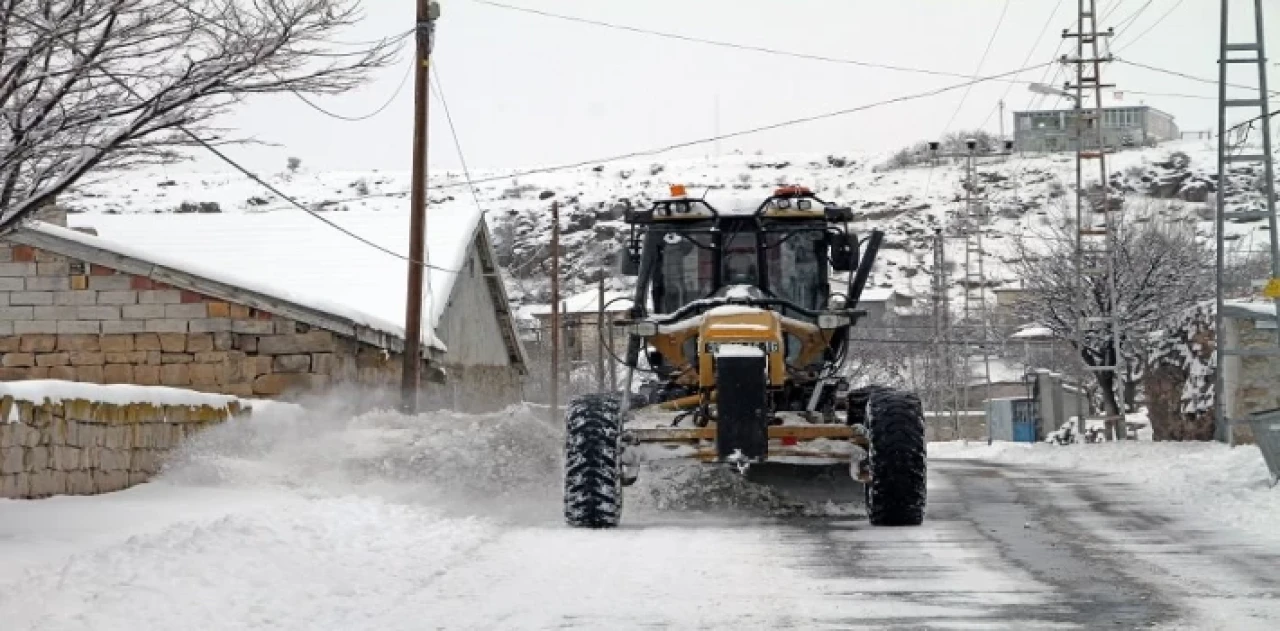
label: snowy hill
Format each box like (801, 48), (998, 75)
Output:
(59, 139), (1258, 319)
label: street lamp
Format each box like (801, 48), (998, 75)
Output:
(1027, 82), (1079, 102)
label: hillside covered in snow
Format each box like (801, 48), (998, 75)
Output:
(58, 139), (1263, 318)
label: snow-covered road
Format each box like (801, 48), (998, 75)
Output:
(1, 406), (1277, 630)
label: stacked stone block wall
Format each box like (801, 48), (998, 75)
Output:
(0, 394), (246, 498)
(0, 242), (406, 399)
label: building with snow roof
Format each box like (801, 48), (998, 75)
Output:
(1013, 105), (1179, 154)
(0, 205), (527, 411)
(523, 287), (633, 365)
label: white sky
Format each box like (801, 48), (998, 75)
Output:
(191, 0), (1278, 174)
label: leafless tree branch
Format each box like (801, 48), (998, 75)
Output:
(0, 0), (400, 229)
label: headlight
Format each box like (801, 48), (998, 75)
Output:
(818, 313), (852, 329)
(705, 341), (780, 354)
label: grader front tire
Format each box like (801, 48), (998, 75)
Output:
(564, 394), (624, 529)
(865, 390), (927, 527)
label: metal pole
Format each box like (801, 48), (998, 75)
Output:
(400, 0), (439, 413)
(1214, 0), (1230, 444)
(597, 275), (606, 392)
(1087, 0), (1122, 441)
(550, 200), (562, 422)
(1251, 0), (1280, 350)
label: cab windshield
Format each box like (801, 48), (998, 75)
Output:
(650, 226), (827, 316)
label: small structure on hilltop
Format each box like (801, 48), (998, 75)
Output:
(0, 205), (526, 412)
(1013, 105), (1180, 153)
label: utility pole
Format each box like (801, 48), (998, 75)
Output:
(930, 140), (1011, 440)
(1063, 0), (1123, 440)
(400, 0), (441, 413)
(550, 200), (562, 422)
(998, 99), (1006, 141)
(929, 228), (954, 434)
(597, 274), (606, 392)
(1214, 0), (1280, 445)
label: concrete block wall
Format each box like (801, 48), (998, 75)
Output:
(0, 243), (406, 399)
(0, 393), (247, 498)
(925, 412), (988, 442)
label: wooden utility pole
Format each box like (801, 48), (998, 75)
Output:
(400, 0), (441, 413)
(596, 275), (606, 391)
(550, 201), (562, 422)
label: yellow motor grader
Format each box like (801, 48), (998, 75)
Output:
(563, 185), (926, 528)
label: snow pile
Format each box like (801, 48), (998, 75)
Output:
(0, 379), (245, 409)
(163, 398), (565, 519)
(931, 440), (1280, 542)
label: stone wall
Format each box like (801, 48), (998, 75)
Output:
(1227, 315), (1280, 444)
(0, 392), (247, 498)
(926, 412), (987, 442)
(0, 242), (414, 399)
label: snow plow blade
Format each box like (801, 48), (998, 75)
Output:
(628, 425), (866, 464)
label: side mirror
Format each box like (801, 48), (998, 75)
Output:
(829, 232), (859, 272)
(619, 245), (640, 276)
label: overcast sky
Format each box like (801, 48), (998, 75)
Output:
(191, 0), (1277, 174)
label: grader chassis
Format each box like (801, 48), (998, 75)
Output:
(563, 186), (926, 528)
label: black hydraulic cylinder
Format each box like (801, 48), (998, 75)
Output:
(847, 230), (884, 310)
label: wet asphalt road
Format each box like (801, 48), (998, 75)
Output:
(416, 459), (1280, 630)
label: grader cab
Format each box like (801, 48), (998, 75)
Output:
(563, 186), (926, 528)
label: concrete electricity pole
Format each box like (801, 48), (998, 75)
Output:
(401, 0), (441, 413)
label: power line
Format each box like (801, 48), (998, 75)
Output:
(1100, 0), (1130, 22)
(467, 0), (1029, 84)
(257, 60), (1054, 214)
(291, 57), (415, 122)
(164, 0), (414, 122)
(431, 63), (486, 217)
(1116, 57), (1280, 96)
(1110, 0), (1155, 40)
(942, 0), (1013, 135)
(8, 11), (460, 275)
(1112, 0), (1185, 54)
(980, 0), (1067, 130)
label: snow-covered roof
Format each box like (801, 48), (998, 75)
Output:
(970, 357), (1031, 385)
(857, 288), (910, 303)
(1223, 299), (1278, 320)
(526, 288), (634, 316)
(27, 204), (486, 352)
(1011, 325), (1055, 340)
(1, 380), (245, 411)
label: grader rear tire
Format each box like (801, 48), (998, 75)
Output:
(564, 394), (624, 528)
(865, 389), (927, 526)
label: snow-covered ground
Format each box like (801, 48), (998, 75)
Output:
(933, 438), (1280, 545)
(2, 396), (1278, 629)
(59, 139), (1248, 317)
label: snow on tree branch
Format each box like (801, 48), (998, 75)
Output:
(1009, 200), (1213, 417)
(0, 0), (399, 230)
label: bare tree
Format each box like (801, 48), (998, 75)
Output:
(1010, 202), (1213, 425)
(0, 0), (398, 229)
